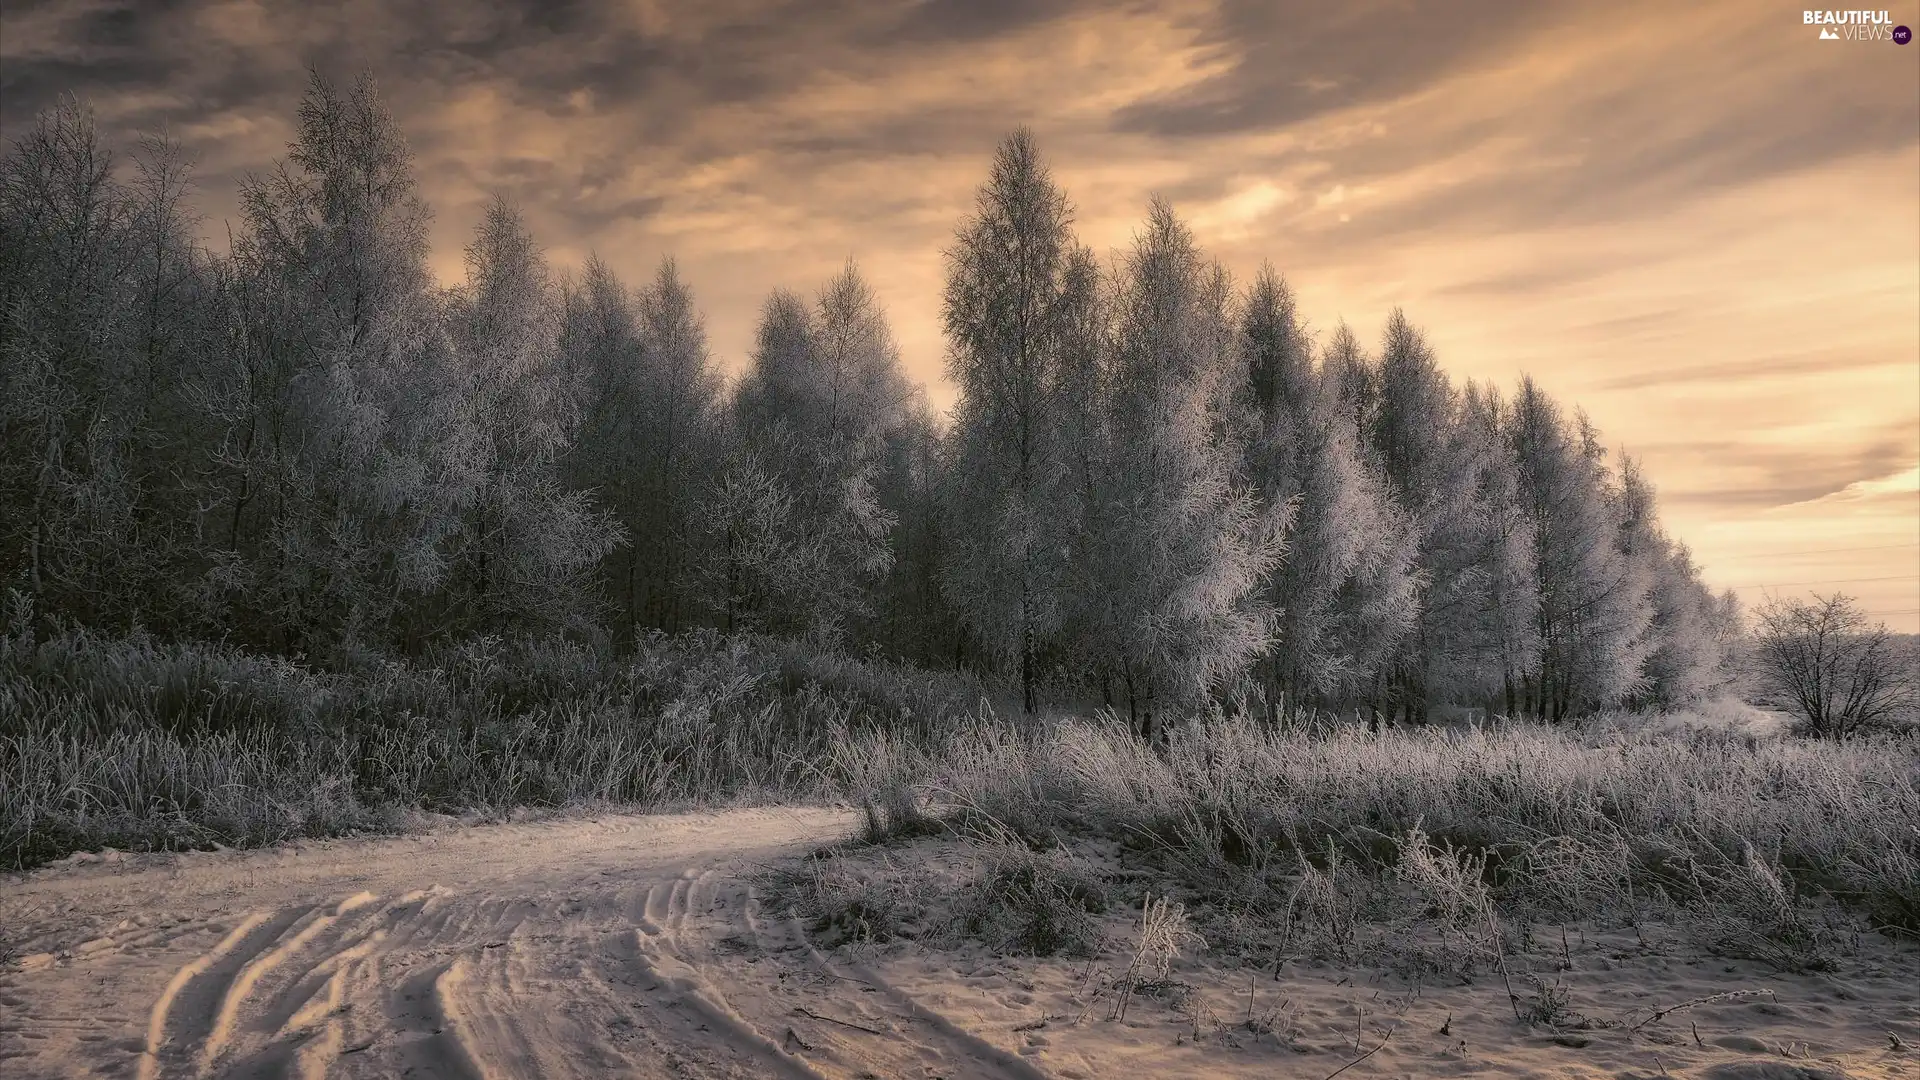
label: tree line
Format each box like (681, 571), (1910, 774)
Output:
(0, 75), (1742, 730)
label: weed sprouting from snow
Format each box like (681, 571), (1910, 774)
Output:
(1108, 893), (1205, 1022)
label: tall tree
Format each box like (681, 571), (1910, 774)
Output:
(722, 263), (908, 642)
(210, 70), (461, 652)
(1454, 381), (1543, 718)
(561, 254), (661, 643)
(1050, 242), (1116, 694)
(2, 101), (271, 638)
(1509, 379), (1653, 717)
(1366, 311), (1562, 721)
(436, 196), (618, 640)
(874, 397), (953, 665)
(941, 128), (1082, 710)
(1083, 197), (1281, 736)
(1615, 455), (1733, 706)
(0, 98), (146, 629)
(120, 130), (224, 631)
(1236, 269), (1416, 706)
(629, 258), (725, 631)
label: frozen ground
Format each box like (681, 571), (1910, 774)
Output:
(1, 809), (1912, 1079)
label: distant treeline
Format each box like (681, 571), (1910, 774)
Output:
(0, 74), (1740, 729)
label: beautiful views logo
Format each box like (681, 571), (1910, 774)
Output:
(1804, 9), (1909, 40)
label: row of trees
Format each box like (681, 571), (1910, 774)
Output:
(938, 132), (1742, 729)
(0, 76), (1741, 727)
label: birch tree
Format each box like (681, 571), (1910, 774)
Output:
(1086, 197), (1281, 737)
(1236, 268), (1416, 705)
(1509, 378), (1653, 717)
(211, 70), (463, 652)
(437, 196), (618, 639)
(941, 128), (1082, 708)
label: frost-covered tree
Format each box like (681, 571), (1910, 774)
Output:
(1236, 268), (1416, 705)
(941, 129), (1084, 708)
(629, 258), (725, 630)
(556, 256), (638, 633)
(1454, 381), (1543, 718)
(686, 445), (818, 636)
(1509, 378), (1653, 717)
(1750, 593), (1909, 739)
(555, 254), (633, 448)
(122, 132), (225, 620)
(724, 263), (907, 642)
(1323, 320), (1380, 443)
(562, 254), (723, 641)
(1614, 455), (1733, 706)
(1083, 198), (1281, 736)
(874, 397), (953, 665)
(0, 101), (215, 632)
(0, 99), (131, 567)
(435, 196), (618, 640)
(1050, 242), (1119, 691)
(1366, 311), (1557, 721)
(1310, 322), (1425, 723)
(209, 71), (462, 652)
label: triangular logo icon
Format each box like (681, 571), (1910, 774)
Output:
(1819, 26), (1839, 38)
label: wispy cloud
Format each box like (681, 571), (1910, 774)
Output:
(1780, 463), (1920, 509)
(3, 0), (1916, 624)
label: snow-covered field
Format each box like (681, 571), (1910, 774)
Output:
(4, 809), (1912, 1079)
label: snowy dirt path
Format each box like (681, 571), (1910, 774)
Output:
(0, 808), (1046, 1080)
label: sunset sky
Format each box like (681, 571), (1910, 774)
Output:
(4, 0), (1917, 628)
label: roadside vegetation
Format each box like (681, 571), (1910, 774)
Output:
(789, 703), (1917, 997)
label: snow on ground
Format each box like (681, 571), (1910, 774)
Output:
(1, 809), (1912, 1079)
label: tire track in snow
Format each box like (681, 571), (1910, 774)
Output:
(0, 808), (1066, 1079)
(139, 912), (269, 1080)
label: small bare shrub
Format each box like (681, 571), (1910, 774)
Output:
(1519, 975), (1592, 1029)
(774, 851), (930, 947)
(957, 829), (1109, 958)
(1750, 594), (1915, 739)
(1392, 826), (1504, 975)
(1276, 844), (1363, 963)
(1694, 844), (1839, 972)
(1110, 893), (1205, 1021)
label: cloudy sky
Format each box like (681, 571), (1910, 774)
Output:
(4, 0), (1917, 627)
